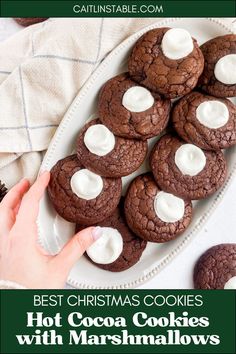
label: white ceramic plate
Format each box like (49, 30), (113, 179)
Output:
(38, 18), (236, 289)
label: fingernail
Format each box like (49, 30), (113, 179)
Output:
(92, 226), (103, 241)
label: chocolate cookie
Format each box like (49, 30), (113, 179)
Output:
(48, 155), (122, 225)
(172, 92), (236, 150)
(124, 173), (192, 243)
(150, 134), (227, 200)
(77, 119), (148, 177)
(198, 34), (236, 97)
(0, 180), (7, 203)
(76, 200), (147, 272)
(14, 18), (48, 26)
(194, 244), (236, 289)
(128, 27), (204, 99)
(98, 73), (170, 140)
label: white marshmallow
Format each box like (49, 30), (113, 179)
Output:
(122, 86), (154, 112)
(214, 54), (236, 85)
(84, 124), (115, 156)
(224, 276), (236, 290)
(86, 227), (123, 264)
(196, 100), (229, 129)
(70, 169), (103, 200)
(175, 144), (206, 176)
(161, 28), (194, 60)
(154, 191), (185, 223)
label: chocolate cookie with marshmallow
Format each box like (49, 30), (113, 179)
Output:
(172, 92), (236, 150)
(128, 27), (204, 99)
(150, 134), (227, 200)
(194, 244), (236, 289)
(98, 73), (171, 140)
(48, 155), (122, 225)
(77, 119), (148, 177)
(198, 34), (236, 97)
(124, 173), (192, 242)
(76, 200), (147, 272)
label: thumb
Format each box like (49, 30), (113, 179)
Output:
(51, 226), (102, 272)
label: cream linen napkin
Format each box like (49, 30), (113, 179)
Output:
(0, 18), (161, 188)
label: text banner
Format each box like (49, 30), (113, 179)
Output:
(0, 0), (236, 17)
(1, 290), (236, 353)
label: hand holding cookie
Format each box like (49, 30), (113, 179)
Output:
(0, 172), (101, 288)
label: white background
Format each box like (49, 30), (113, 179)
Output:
(0, 18), (235, 289)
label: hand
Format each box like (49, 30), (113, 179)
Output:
(0, 172), (101, 289)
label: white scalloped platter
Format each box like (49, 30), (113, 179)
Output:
(38, 18), (236, 289)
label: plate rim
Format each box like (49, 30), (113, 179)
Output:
(39, 17), (236, 289)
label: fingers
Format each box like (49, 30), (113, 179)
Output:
(17, 171), (50, 222)
(0, 179), (30, 211)
(51, 226), (102, 272)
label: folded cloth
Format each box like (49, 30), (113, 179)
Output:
(0, 18), (160, 188)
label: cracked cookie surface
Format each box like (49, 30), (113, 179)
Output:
(150, 134), (227, 200)
(198, 34), (236, 97)
(77, 119), (148, 177)
(172, 92), (236, 150)
(76, 200), (147, 272)
(128, 28), (204, 99)
(124, 173), (192, 242)
(48, 155), (122, 225)
(14, 18), (48, 26)
(194, 244), (236, 289)
(98, 72), (171, 140)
